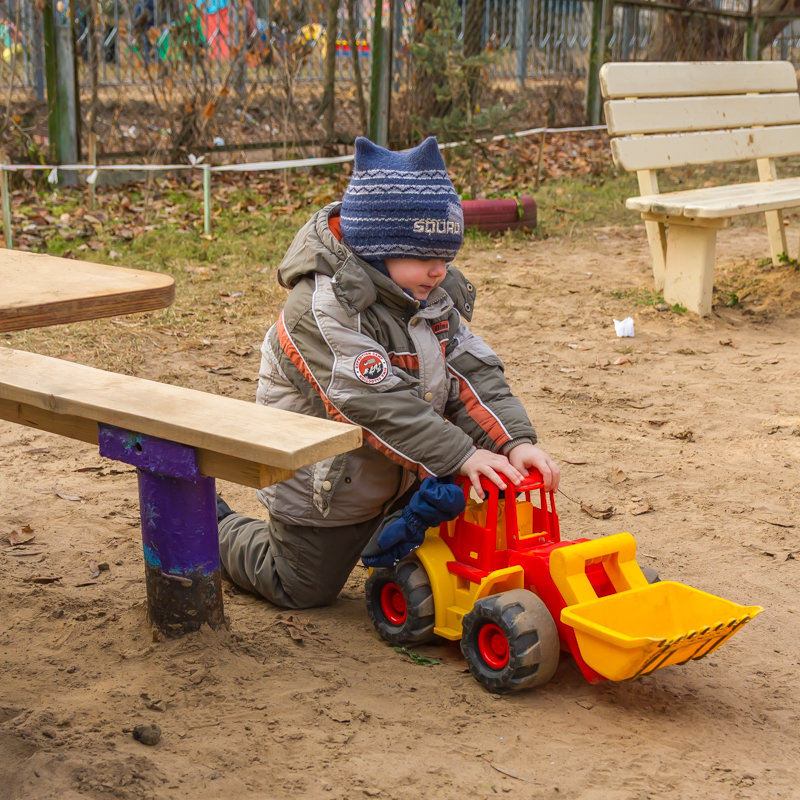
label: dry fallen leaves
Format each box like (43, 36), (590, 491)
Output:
(607, 468), (628, 485)
(581, 502), (614, 519)
(269, 614), (325, 642)
(7, 525), (35, 546)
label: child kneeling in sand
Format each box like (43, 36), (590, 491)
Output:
(217, 136), (559, 608)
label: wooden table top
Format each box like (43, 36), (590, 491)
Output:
(0, 249), (175, 332)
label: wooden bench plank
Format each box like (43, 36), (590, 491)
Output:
(627, 177), (800, 218)
(600, 60), (797, 98)
(605, 94), (800, 136)
(611, 125), (800, 171)
(0, 348), (362, 487)
(0, 398), (293, 488)
(0, 250), (176, 332)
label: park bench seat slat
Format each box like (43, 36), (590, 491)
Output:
(627, 177), (800, 218)
(0, 348), (362, 488)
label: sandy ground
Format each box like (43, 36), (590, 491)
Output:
(1, 224), (799, 800)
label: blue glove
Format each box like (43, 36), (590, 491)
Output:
(361, 477), (466, 568)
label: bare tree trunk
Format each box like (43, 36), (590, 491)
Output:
(319, 0), (341, 153)
(347, 0), (368, 133)
(653, 0), (800, 61)
(88, 0), (100, 136)
(463, 0), (485, 106)
(411, 1), (450, 122)
(758, 0), (800, 47)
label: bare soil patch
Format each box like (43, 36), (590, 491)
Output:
(1, 224), (798, 800)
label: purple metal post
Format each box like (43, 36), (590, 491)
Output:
(98, 424), (224, 636)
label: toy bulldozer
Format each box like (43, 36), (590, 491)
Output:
(365, 473), (762, 693)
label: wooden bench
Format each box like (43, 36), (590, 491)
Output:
(600, 60), (800, 316)
(0, 249), (175, 331)
(0, 347), (361, 636)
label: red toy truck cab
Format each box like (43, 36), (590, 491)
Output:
(365, 473), (761, 693)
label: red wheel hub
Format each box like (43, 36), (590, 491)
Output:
(380, 583), (407, 626)
(478, 623), (510, 669)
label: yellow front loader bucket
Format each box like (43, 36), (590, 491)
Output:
(549, 534), (762, 682)
(561, 581), (762, 682)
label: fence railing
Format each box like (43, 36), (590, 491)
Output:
(5, 0), (800, 160)
(7, 0), (800, 97)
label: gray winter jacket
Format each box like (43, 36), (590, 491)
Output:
(255, 202), (537, 527)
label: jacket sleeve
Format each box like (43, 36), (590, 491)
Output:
(444, 318), (537, 453)
(269, 276), (476, 479)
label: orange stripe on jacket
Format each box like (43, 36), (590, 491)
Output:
(278, 312), (433, 478)
(277, 311), (348, 426)
(389, 352), (419, 371)
(362, 430), (433, 479)
(451, 368), (511, 449)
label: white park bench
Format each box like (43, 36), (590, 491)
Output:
(600, 60), (800, 315)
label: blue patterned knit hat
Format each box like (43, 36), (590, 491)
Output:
(340, 136), (464, 262)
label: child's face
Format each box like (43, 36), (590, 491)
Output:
(384, 257), (447, 301)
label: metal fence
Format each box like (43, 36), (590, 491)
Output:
(7, 0), (800, 100)
(5, 0), (800, 163)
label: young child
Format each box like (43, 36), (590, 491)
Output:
(218, 136), (559, 608)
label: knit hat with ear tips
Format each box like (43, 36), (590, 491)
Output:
(340, 136), (464, 263)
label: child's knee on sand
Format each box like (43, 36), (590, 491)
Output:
(218, 510), (383, 608)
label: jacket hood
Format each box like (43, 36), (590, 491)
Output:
(277, 202), (427, 316)
(277, 202), (345, 289)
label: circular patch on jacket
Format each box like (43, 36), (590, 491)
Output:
(354, 351), (389, 384)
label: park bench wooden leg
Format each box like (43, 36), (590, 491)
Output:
(98, 424), (224, 637)
(636, 171), (667, 290)
(662, 221), (719, 316)
(764, 209), (789, 264)
(643, 218), (667, 290)
(757, 159), (790, 263)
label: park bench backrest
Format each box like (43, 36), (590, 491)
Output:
(601, 61), (800, 172)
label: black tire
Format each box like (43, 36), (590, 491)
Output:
(460, 589), (560, 693)
(365, 561), (435, 646)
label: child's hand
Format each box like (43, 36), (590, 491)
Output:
(458, 449), (524, 500)
(507, 443), (561, 492)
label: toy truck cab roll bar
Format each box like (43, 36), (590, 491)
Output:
(365, 472), (762, 693)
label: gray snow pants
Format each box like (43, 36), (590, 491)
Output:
(217, 511), (385, 609)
